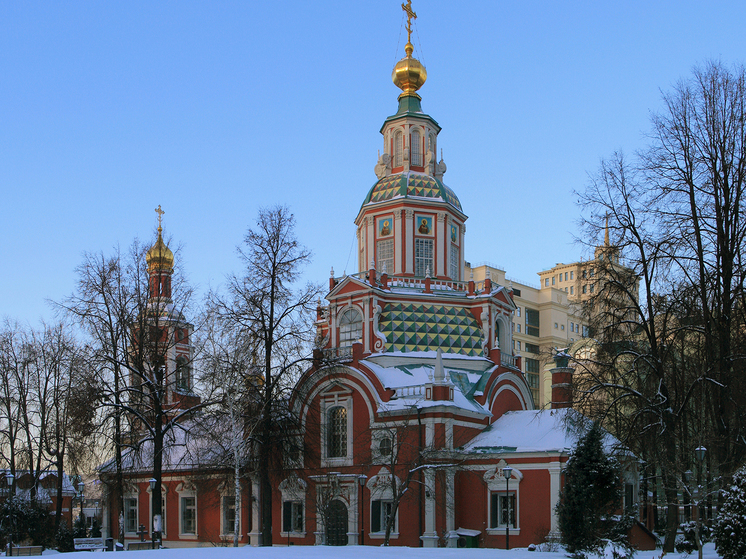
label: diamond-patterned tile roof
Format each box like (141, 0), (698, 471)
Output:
(362, 172), (462, 212)
(378, 302), (484, 356)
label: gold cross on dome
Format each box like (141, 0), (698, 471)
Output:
(155, 205), (165, 230)
(402, 0), (417, 44)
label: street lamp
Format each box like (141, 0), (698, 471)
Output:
(77, 479), (85, 527)
(502, 466), (513, 551)
(694, 447), (707, 559)
(149, 479), (157, 549)
(358, 475), (367, 546)
(6, 473), (14, 557)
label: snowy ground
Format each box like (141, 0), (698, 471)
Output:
(4, 541), (722, 559)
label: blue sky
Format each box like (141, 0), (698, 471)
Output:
(2, 1), (745, 325)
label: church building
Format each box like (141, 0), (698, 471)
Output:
(99, 3), (643, 550)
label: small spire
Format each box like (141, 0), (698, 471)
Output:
(425, 265), (431, 278)
(604, 212), (610, 247)
(330, 266), (334, 277)
(370, 258), (376, 270)
(434, 348), (445, 383)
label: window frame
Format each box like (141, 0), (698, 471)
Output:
(282, 501), (304, 534)
(338, 307), (363, 348)
(415, 238), (434, 277)
(124, 496), (139, 535)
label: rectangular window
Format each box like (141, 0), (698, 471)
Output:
(590, 284), (594, 293)
(526, 358), (540, 374)
(582, 285), (587, 294)
(515, 340), (521, 351)
(450, 243), (459, 280)
(371, 500), (394, 533)
(415, 238), (433, 277)
(570, 271), (574, 280)
(282, 501), (304, 533)
(223, 496), (236, 535)
(582, 325), (590, 337)
(513, 288), (521, 297)
(564, 272), (568, 281)
(525, 308), (540, 337)
(377, 239), (394, 275)
(582, 270), (587, 279)
(570, 286), (574, 294)
(124, 497), (138, 534)
(490, 493), (516, 528)
(516, 307), (521, 317)
(544, 278), (549, 287)
(181, 496), (197, 534)
(552, 276), (555, 285)
(525, 343), (540, 354)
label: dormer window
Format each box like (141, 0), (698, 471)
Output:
(411, 130), (421, 166)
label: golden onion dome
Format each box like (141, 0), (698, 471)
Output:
(146, 228), (174, 271)
(392, 41), (427, 98)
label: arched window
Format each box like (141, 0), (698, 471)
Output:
(327, 406), (347, 458)
(339, 308), (362, 347)
(394, 131), (403, 167)
(411, 130), (421, 166)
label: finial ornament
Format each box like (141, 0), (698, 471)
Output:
(155, 205), (165, 233)
(402, 0), (417, 52)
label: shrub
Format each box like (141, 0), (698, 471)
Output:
(713, 466), (746, 559)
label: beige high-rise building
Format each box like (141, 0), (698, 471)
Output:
(468, 222), (636, 409)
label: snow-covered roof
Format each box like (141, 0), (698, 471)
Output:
(461, 409), (622, 454)
(98, 418), (241, 475)
(362, 354), (494, 416)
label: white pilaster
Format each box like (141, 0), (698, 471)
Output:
(249, 476), (261, 546)
(405, 209), (414, 274)
(420, 469), (438, 547)
(549, 462), (562, 533)
(365, 216), (375, 274)
(394, 210), (402, 275)
(436, 212), (446, 277)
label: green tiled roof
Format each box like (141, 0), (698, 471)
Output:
(378, 302), (483, 356)
(362, 172), (462, 212)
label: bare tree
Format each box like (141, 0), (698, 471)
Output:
(207, 205), (322, 545)
(60, 235), (207, 543)
(575, 61), (746, 552)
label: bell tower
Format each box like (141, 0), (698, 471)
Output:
(355, 0), (466, 281)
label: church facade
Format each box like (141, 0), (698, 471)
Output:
(100, 4), (643, 550)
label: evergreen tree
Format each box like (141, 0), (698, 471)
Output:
(713, 466), (746, 559)
(557, 422), (623, 556)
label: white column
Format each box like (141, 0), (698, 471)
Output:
(405, 209), (414, 274)
(420, 469), (438, 547)
(249, 476), (261, 546)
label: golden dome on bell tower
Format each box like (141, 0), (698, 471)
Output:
(392, 0), (427, 99)
(146, 205), (174, 272)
